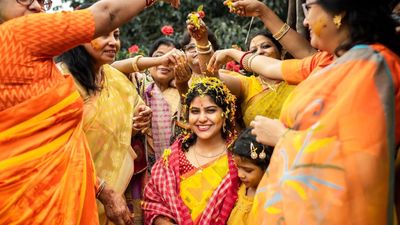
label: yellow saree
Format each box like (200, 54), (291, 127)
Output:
(219, 70), (295, 126)
(180, 155), (229, 223)
(62, 64), (142, 225)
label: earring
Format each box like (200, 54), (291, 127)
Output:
(259, 146), (266, 159)
(333, 15), (342, 29)
(250, 143), (258, 159)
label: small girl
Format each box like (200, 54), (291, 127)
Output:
(227, 127), (273, 225)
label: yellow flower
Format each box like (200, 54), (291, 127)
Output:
(162, 148), (172, 166)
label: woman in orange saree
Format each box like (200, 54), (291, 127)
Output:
(0, 0), (180, 224)
(209, 0), (400, 224)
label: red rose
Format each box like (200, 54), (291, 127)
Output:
(128, 44), (139, 54)
(226, 61), (241, 72)
(161, 25), (174, 36)
(197, 11), (205, 19)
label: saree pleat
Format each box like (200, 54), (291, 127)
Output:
(0, 76), (98, 225)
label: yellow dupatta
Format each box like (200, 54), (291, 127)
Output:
(180, 155), (229, 223)
(219, 70), (294, 127)
(60, 64), (142, 225)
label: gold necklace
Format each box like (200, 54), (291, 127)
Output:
(259, 77), (280, 92)
(192, 145), (226, 171)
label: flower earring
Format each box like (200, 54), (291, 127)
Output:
(333, 15), (342, 29)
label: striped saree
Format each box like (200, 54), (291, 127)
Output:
(249, 44), (400, 225)
(0, 76), (98, 225)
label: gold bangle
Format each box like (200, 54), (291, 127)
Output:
(247, 54), (257, 72)
(196, 47), (213, 55)
(196, 41), (212, 50)
(273, 23), (290, 41)
(131, 55), (143, 72)
(241, 53), (253, 72)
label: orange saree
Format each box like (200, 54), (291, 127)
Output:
(249, 44), (400, 225)
(0, 76), (98, 224)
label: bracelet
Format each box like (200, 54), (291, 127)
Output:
(96, 179), (106, 198)
(246, 54), (257, 72)
(239, 51), (252, 69)
(196, 41), (212, 50)
(131, 55), (143, 72)
(145, 0), (156, 7)
(196, 47), (213, 55)
(273, 23), (291, 41)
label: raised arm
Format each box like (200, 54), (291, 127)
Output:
(208, 49), (283, 81)
(89, 0), (180, 38)
(112, 47), (181, 74)
(226, 0), (316, 59)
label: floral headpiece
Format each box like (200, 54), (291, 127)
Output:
(182, 77), (237, 145)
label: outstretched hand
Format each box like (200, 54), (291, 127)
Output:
(207, 49), (235, 73)
(174, 55), (192, 87)
(249, 115), (287, 146)
(186, 19), (208, 41)
(224, 0), (266, 18)
(133, 105), (152, 134)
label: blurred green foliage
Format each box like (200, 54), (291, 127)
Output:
(70, 0), (287, 58)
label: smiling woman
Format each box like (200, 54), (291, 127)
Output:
(55, 3), (153, 225)
(142, 77), (240, 225)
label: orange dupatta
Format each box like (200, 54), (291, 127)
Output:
(0, 76), (98, 225)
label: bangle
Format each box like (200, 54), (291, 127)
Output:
(239, 51), (252, 69)
(196, 47), (213, 55)
(273, 23), (290, 41)
(96, 179), (106, 198)
(145, 0), (156, 7)
(131, 55), (143, 72)
(196, 41), (212, 50)
(246, 54), (257, 72)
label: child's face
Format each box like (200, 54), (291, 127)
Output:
(234, 156), (265, 189)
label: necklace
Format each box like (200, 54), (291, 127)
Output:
(194, 145), (226, 158)
(192, 145), (226, 171)
(259, 77), (280, 92)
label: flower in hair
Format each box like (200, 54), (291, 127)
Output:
(161, 25), (174, 36)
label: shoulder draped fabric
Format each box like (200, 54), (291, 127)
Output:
(142, 139), (240, 225)
(70, 64), (141, 225)
(145, 83), (179, 160)
(248, 44), (400, 225)
(219, 70), (295, 127)
(0, 10), (98, 224)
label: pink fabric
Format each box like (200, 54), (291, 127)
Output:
(145, 83), (172, 159)
(142, 139), (239, 225)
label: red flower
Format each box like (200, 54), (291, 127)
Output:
(197, 11), (205, 19)
(161, 25), (174, 36)
(226, 61), (241, 72)
(128, 44), (139, 54)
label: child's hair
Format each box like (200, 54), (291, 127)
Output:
(233, 128), (273, 170)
